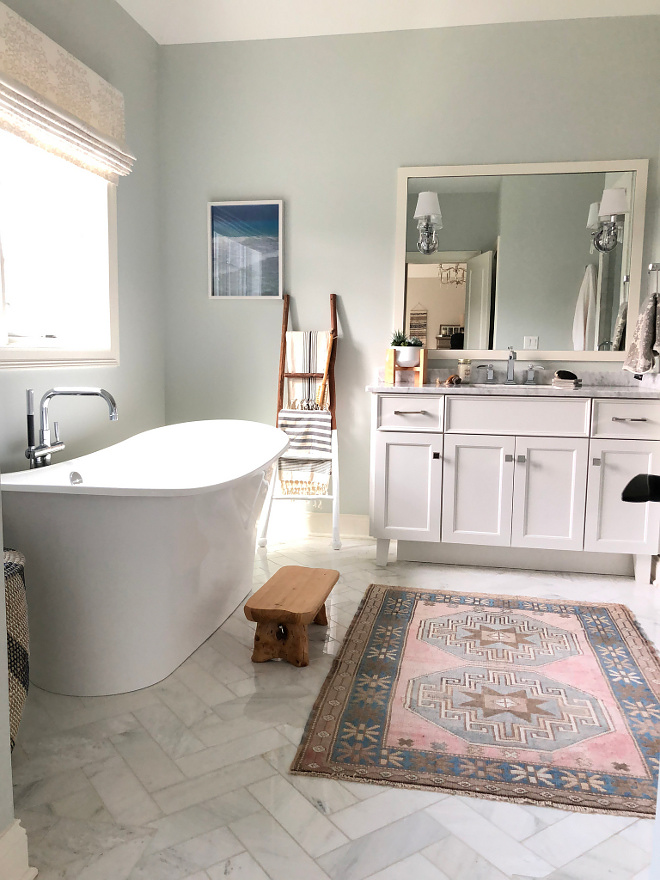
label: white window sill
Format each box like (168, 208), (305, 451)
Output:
(0, 346), (119, 369)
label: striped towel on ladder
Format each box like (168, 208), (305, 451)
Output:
(278, 410), (332, 455)
(277, 410), (332, 496)
(279, 329), (334, 496)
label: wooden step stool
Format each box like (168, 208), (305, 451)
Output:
(244, 565), (340, 667)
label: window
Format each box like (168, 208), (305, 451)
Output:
(0, 127), (118, 367)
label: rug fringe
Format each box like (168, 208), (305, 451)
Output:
(288, 766), (652, 818)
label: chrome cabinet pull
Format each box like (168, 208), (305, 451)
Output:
(393, 410), (428, 415)
(593, 457), (601, 466)
(517, 454), (527, 464)
(612, 416), (648, 423)
(504, 454), (513, 462)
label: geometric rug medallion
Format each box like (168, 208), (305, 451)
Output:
(291, 586), (660, 817)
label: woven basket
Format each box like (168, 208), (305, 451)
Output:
(4, 549), (30, 750)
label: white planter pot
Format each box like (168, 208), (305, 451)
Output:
(393, 346), (421, 368)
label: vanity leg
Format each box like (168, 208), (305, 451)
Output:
(376, 538), (390, 567)
(634, 554), (654, 585)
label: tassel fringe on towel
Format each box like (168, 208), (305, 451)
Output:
(278, 458), (331, 496)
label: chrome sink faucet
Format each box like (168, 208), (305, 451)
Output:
(505, 347), (517, 385)
(26, 387), (118, 467)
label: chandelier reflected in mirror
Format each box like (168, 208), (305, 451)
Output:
(438, 263), (466, 286)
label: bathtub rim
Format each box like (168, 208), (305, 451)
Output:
(0, 418), (289, 498)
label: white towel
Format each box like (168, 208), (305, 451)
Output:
(285, 330), (332, 410)
(623, 293), (660, 375)
(572, 265), (597, 351)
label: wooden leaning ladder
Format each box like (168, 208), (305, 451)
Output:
(257, 294), (341, 550)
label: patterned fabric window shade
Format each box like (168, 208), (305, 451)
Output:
(0, 2), (134, 182)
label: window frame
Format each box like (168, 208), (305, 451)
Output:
(0, 183), (119, 369)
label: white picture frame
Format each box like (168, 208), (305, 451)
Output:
(208, 199), (283, 299)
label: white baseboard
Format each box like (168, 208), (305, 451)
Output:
(0, 820), (37, 880)
(263, 506), (370, 541)
(305, 512), (370, 538)
(398, 540), (635, 577)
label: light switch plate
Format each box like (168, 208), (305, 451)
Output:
(523, 336), (539, 350)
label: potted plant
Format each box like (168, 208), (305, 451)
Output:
(391, 331), (424, 367)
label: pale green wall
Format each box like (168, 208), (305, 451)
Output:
(0, 0), (164, 475)
(494, 173), (604, 351)
(160, 16), (660, 515)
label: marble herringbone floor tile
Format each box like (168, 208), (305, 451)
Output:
(11, 536), (657, 879)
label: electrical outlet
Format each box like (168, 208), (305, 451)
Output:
(523, 336), (538, 350)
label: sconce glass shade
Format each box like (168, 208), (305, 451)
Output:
(414, 191), (443, 225)
(599, 187), (628, 218)
(414, 191), (443, 255)
(586, 202), (600, 230)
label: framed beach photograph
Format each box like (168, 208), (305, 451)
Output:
(208, 200), (283, 298)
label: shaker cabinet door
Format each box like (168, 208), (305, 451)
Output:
(511, 436), (588, 551)
(372, 431), (442, 542)
(584, 439), (660, 554)
(442, 433), (515, 546)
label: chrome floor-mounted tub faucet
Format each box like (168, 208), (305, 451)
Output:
(26, 387), (118, 467)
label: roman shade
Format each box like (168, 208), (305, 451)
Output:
(0, 2), (135, 182)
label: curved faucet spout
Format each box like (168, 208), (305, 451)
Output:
(39, 387), (118, 447)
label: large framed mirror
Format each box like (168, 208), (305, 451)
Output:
(394, 160), (648, 361)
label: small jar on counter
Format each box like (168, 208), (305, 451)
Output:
(457, 358), (472, 383)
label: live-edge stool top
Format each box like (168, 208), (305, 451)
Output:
(244, 565), (340, 625)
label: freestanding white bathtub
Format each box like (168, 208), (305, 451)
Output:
(0, 420), (289, 696)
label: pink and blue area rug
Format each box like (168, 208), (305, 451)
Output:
(291, 585), (660, 816)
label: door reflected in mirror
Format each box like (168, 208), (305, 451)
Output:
(398, 162), (648, 358)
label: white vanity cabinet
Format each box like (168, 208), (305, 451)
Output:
(585, 443), (660, 557)
(372, 431), (442, 544)
(584, 401), (660, 563)
(442, 433), (589, 551)
(442, 434), (515, 546)
(510, 436), (589, 551)
(370, 390), (660, 581)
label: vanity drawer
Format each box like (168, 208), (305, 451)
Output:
(377, 396), (443, 431)
(445, 396), (591, 437)
(591, 399), (660, 440)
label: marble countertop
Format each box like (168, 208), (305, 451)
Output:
(366, 383), (660, 399)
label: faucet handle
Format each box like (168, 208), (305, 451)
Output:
(476, 363), (495, 381)
(525, 365), (545, 384)
(53, 421), (60, 443)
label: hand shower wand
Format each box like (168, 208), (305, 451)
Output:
(25, 389), (35, 468)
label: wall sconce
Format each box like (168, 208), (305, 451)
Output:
(414, 191), (442, 255)
(591, 187), (628, 253)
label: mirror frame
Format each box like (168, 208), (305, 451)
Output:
(394, 159), (649, 361)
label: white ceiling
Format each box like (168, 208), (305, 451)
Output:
(113, 0), (660, 46)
